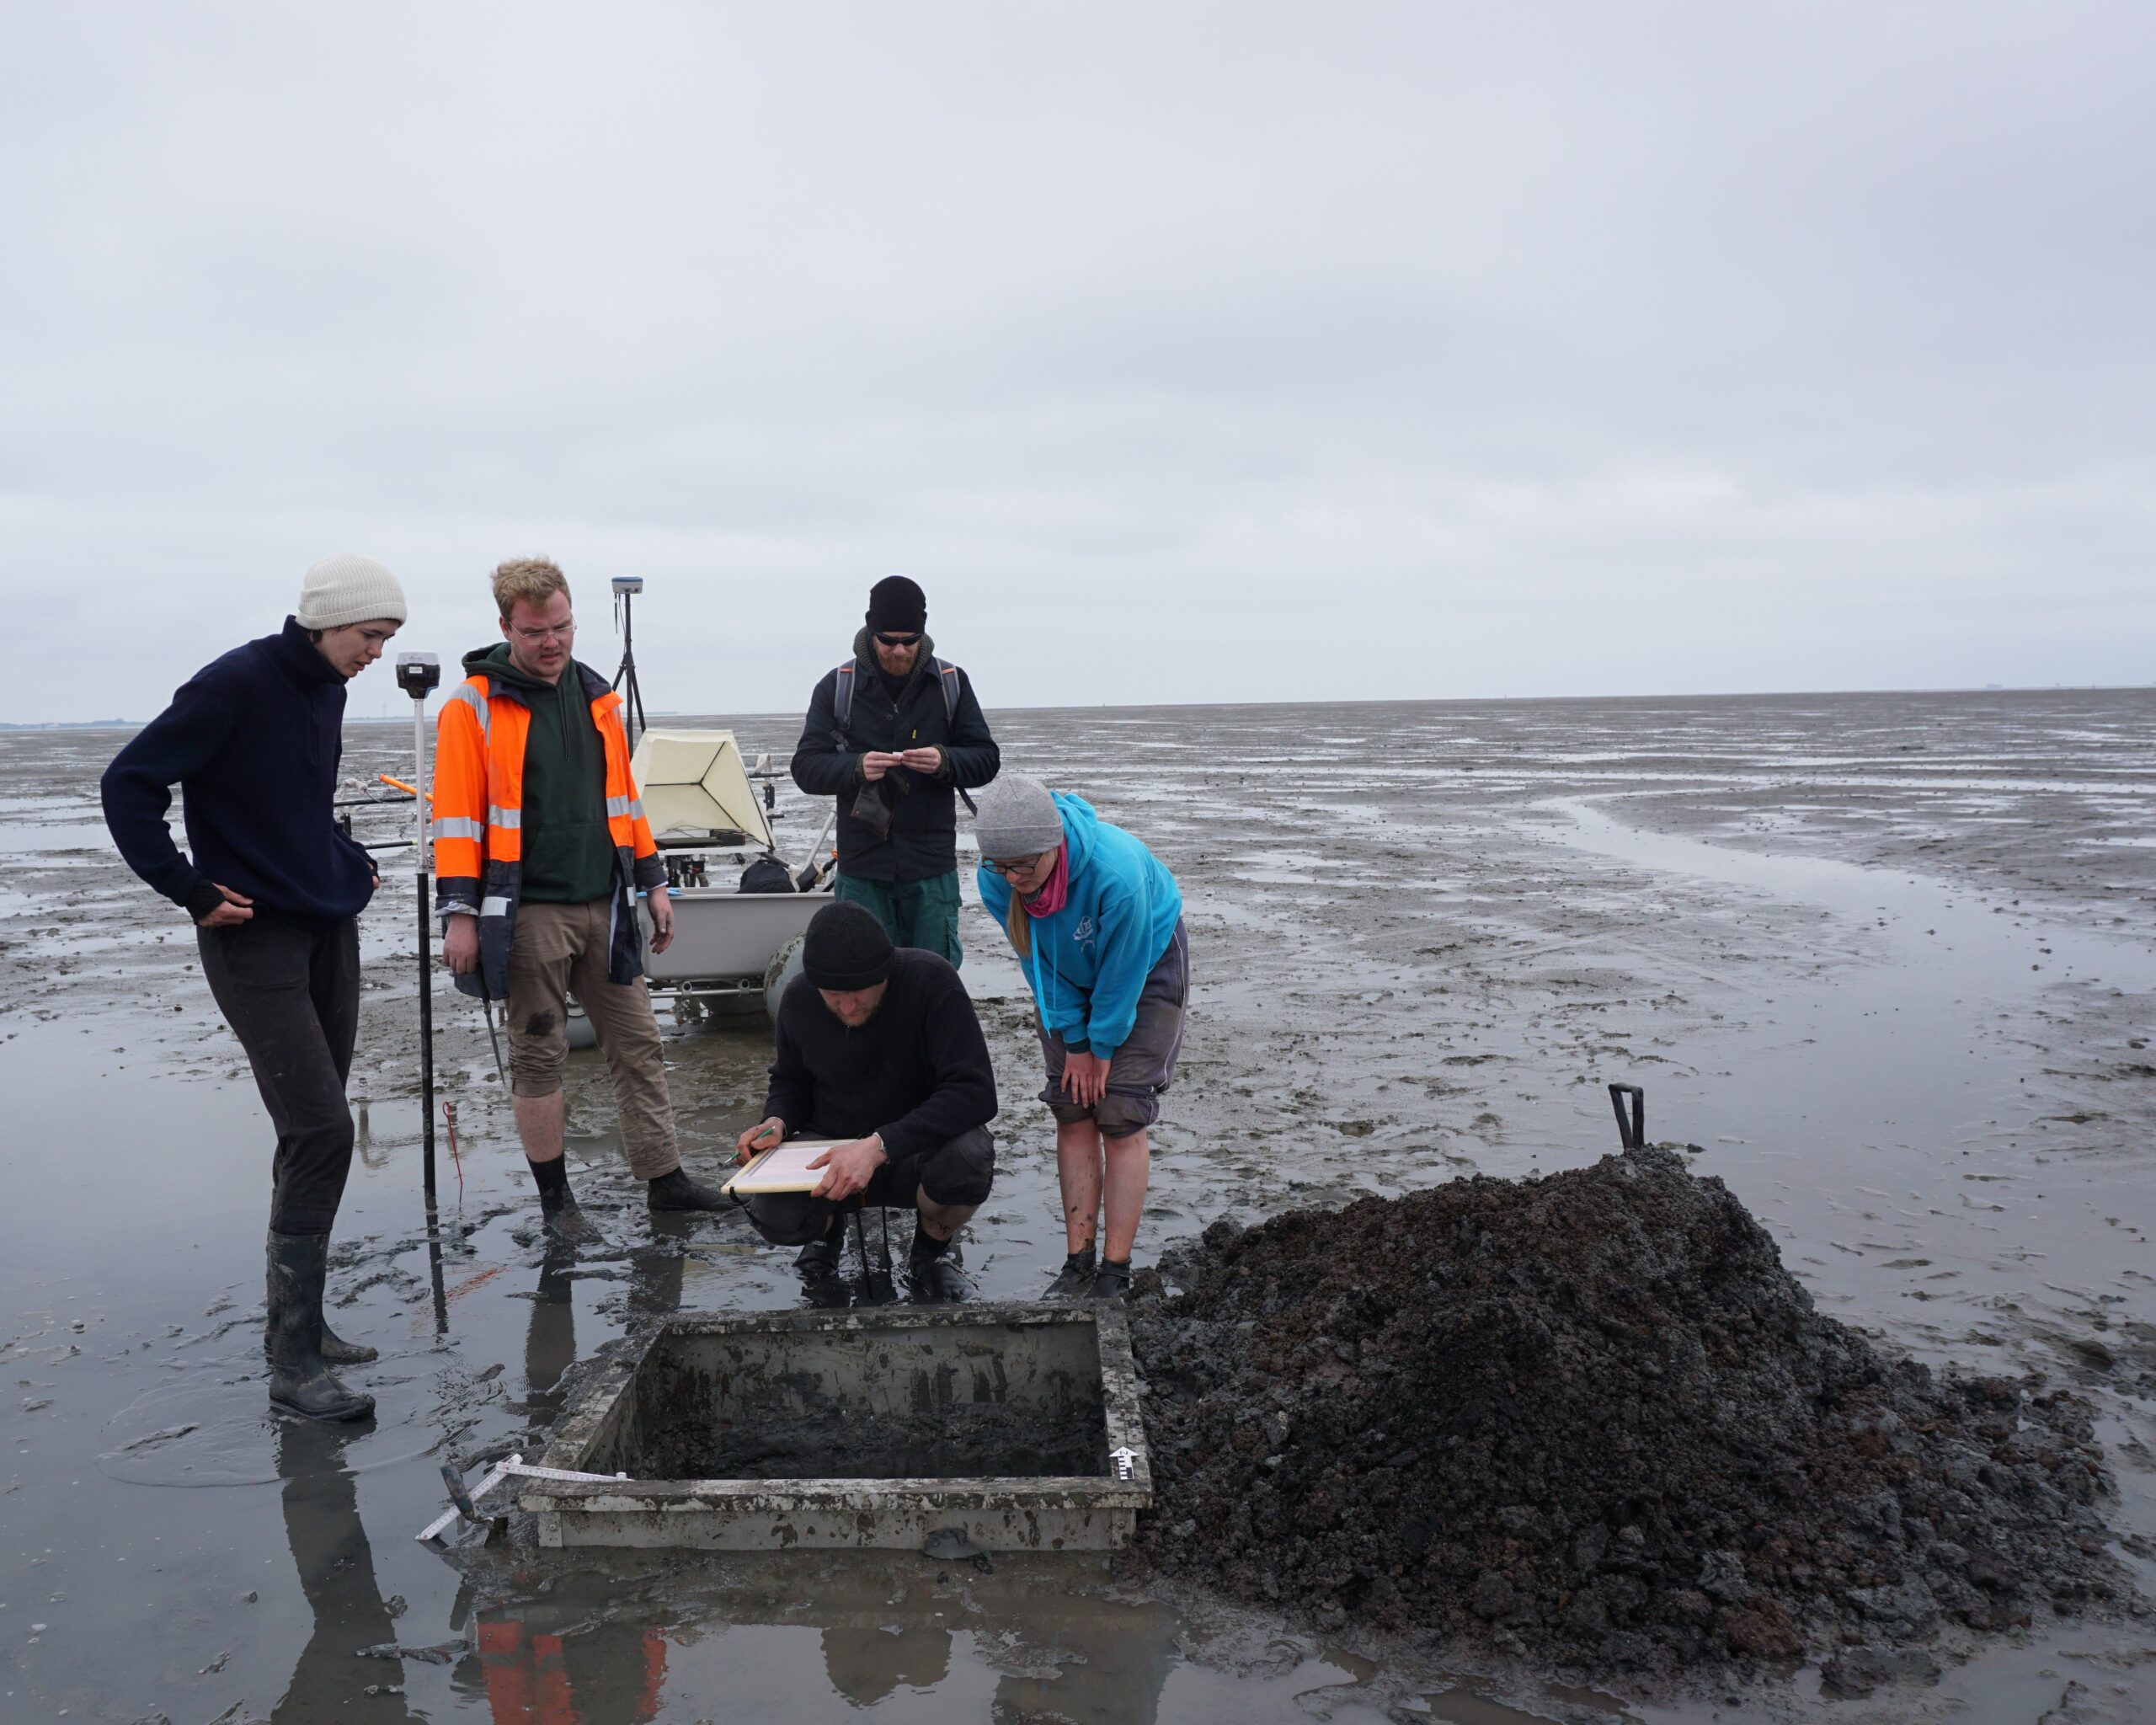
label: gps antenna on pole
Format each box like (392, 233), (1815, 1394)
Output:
(396, 651), (443, 1203)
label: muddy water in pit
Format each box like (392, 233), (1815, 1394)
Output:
(3, 687), (2153, 1724)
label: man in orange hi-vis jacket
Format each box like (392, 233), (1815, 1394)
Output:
(433, 558), (728, 1238)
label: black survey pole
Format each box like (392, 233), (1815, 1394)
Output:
(611, 575), (647, 750)
(418, 870), (435, 1201)
(398, 654), (444, 1202)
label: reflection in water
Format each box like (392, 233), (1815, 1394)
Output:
(459, 1611), (671, 1724)
(984, 1595), (1178, 1724)
(821, 1621), (950, 1704)
(272, 1418), (419, 1722)
(521, 1237), (579, 1427)
(442, 1548), (1185, 1724)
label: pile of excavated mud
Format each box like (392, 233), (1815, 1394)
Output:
(1127, 1147), (2131, 1681)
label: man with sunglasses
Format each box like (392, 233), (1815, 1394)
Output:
(435, 558), (728, 1240)
(790, 575), (1000, 964)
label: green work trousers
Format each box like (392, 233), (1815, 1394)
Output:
(833, 870), (963, 969)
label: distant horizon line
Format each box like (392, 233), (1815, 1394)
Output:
(11, 680), (2153, 730)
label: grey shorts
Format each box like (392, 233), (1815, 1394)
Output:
(1038, 919), (1188, 1139)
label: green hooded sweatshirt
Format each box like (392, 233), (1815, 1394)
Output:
(464, 644), (616, 905)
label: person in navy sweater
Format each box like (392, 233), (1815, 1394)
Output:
(102, 554), (407, 1422)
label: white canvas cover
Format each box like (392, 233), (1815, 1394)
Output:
(629, 729), (773, 848)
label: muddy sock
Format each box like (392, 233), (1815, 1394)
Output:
(1063, 1246), (1097, 1276)
(1099, 1255), (1130, 1277)
(911, 1220), (953, 1260)
(527, 1156), (572, 1210)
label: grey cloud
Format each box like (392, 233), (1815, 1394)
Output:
(2, 2), (2152, 719)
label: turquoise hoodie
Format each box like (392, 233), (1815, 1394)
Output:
(977, 793), (1182, 1059)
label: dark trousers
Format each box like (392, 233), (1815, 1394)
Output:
(746, 1126), (996, 1247)
(198, 911), (361, 1235)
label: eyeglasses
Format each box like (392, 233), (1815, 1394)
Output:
(873, 631), (921, 648)
(988, 849), (1055, 879)
(511, 617), (576, 644)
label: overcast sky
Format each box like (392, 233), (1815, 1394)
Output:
(2, 3), (2151, 723)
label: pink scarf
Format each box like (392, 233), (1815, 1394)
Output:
(1021, 845), (1070, 918)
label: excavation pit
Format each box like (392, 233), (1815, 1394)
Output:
(521, 1303), (1151, 1551)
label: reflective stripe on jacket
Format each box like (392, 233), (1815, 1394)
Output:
(431, 660), (663, 1001)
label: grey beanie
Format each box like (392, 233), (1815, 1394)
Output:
(295, 553), (408, 630)
(973, 773), (1064, 862)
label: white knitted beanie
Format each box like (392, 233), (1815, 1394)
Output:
(295, 553), (408, 630)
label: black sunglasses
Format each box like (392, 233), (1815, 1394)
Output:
(873, 631), (922, 647)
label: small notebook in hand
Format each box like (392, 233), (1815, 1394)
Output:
(722, 1139), (844, 1196)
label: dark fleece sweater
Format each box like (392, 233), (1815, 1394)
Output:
(461, 644), (615, 904)
(763, 949), (998, 1167)
(101, 617), (376, 923)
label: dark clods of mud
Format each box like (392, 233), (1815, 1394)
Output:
(1128, 1148), (2134, 1683)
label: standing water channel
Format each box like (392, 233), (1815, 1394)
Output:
(3, 688), (2153, 1722)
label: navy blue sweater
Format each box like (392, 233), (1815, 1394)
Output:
(102, 617), (377, 924)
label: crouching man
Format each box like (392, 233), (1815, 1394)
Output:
(735, 902), (996, 1300)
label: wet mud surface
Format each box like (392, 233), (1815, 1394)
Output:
(1132, 1148), (2139, 1685)
(625, 1398), (1106, 1484)
(3, 687), (2154, 1722)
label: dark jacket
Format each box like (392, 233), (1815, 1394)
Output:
(763, 949), (998, 1168)
(101, 617), (376, 925)
(789, 630), (999, 883)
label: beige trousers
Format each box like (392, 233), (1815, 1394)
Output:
(503, 899), (679, 1180)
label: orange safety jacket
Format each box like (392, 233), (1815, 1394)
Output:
(431, 660), (662, 1001)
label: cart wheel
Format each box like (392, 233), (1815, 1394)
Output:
(763, 934), (806, 1021)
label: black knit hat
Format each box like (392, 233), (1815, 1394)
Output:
(866, 574), (927, 633)
(802, 901), (894, 991)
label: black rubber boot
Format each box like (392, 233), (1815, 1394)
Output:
(1045, 1246), (1097, 1300)
(647, 1167), (729, 1213)
(266, 1231), (375, 1423)
(1088, 1258), (1133, 1301)
(318, 1317), (377, 1365)
(795, 1226), (843, 1282)
(908, 1227), (972, 1302)
(530, 1156), (601, 1243)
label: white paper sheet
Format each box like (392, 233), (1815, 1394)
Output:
(721, 1139), (846, 1195)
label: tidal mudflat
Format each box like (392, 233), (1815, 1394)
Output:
(2, 688), (2152, 1722)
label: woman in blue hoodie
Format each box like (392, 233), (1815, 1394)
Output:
(974, 775), (1187, 1300)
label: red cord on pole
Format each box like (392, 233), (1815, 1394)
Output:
(442, 1099), (464, 1196)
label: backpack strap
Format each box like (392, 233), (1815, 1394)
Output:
(830, 663), (856, 749)
(929, 659), (977, 814)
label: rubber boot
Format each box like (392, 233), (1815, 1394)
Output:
(1089, 1258), (1133, 1301)
(530, 1156), (601, 1244)
(647, 1167), (730, 1213)
(795, 1225), (843, 1283)
(318, 1316), (378, 1365)
(1045, 1246), (1097, 1300)
(266, 1231), (375, 1423)
(908, 1228), (972, 1303)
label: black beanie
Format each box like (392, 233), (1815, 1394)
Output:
(866, 575), (927, 633)
(802, 901), (894, 991)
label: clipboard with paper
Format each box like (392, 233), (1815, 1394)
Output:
(722, 1139), (846, 1196)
